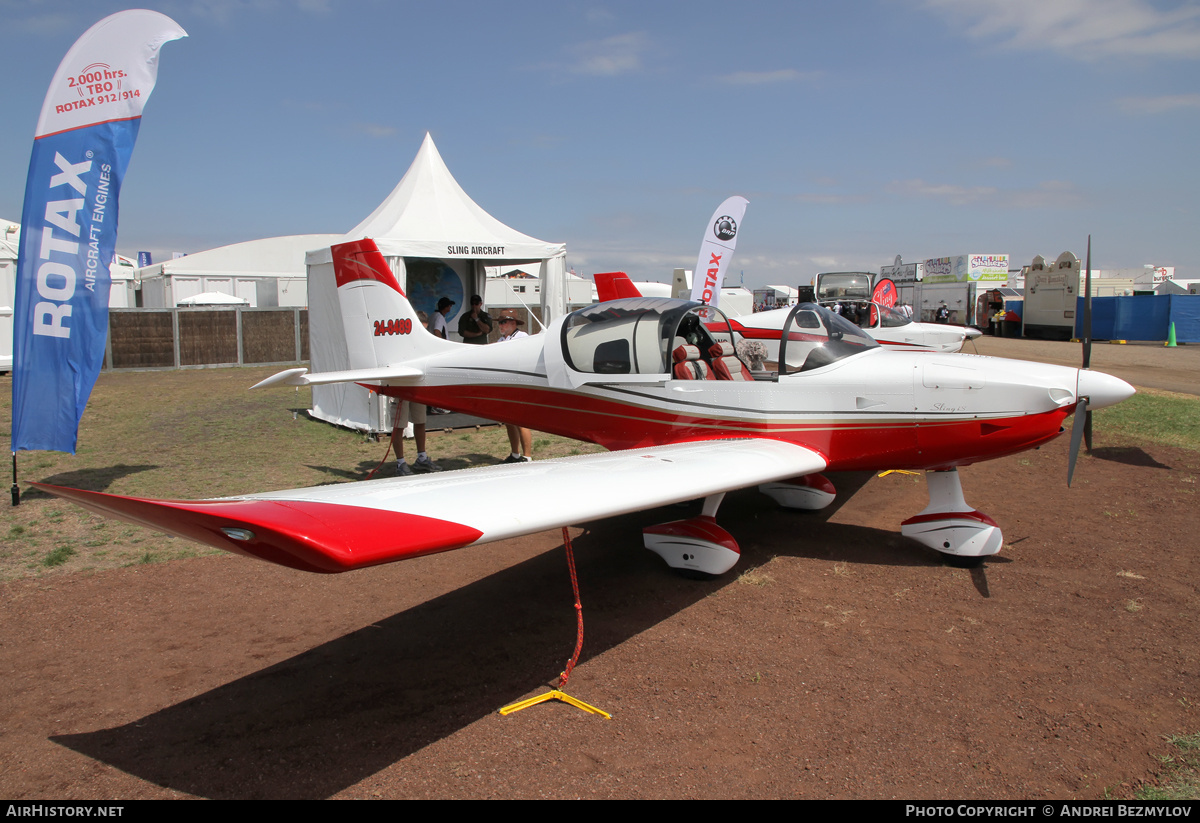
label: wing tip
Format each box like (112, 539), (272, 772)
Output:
(33, 483), (483, 574)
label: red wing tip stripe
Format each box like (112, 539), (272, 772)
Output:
(33, 483), (481, 573)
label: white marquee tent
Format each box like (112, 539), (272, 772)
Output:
(137, 233), (341, 308)
(306, 133), (567, 431)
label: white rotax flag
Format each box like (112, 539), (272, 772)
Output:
(689, 196), (748, 308)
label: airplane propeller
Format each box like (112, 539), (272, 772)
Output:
(1067, 235), (1094, 488)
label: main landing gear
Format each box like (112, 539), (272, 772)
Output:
(643, 493), (740, 577)
(643, 469), (1001, 576)
(642, 473), (839, 577)
(900, 468), (1002, 566)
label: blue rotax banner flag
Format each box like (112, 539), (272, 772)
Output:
(12, 10), (186, 454)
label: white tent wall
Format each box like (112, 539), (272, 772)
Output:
(0, 258), (14, 373)
(540, 252), (568, 327)
(306, 133), (567, 433)
(136, 233), (340, 308)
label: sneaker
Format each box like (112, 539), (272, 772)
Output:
(396, 460), (414, 476)
(502, 453), (524, 464)
(413, 455), (442, 473)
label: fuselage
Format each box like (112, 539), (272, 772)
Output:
(379, 319), (1100, 473)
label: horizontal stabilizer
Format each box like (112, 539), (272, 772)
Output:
(251, 364), (423, 389)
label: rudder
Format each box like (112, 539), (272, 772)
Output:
(331, 238), (451, 369)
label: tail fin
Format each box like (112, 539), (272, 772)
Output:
(332, 238), (452, 369)
(594, 271), (644, 302)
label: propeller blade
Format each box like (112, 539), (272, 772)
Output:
(1082, 235), (1092, 370)
(1067, 397), (1089, 487)
(1084, 408), (1093, 453)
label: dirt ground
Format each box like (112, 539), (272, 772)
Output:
(2, 344), (1198, 799)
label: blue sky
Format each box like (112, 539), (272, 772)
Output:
(2, 0), (1198, 287)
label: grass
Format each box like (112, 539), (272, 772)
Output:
(0, 366), (602, 581)
(42, 546), (75, 567)
(1137, 734), (1200, 800)
(1094, 388), (1200, 452)
(736, 564), (775, 587)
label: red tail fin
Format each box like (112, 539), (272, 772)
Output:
(594, 271), (643, 302)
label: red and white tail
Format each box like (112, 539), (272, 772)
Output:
(332, 238), (453, 369)
(594, 271), (644, 302)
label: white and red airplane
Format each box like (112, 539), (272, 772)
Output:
(740, 299), (982, 355)
(594, 271), (981, 354)
(38, 239), (1134, 577)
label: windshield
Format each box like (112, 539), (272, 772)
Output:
(815, 272), (873, 301)
(820, 299), (912, 330)
(779, 303), (878, 373)
(877, 303), (912, 328)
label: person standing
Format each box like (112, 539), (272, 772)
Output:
(495, 308), (533, 463)
(458, 294), (492, 345)
(431, 296), (455, 339)
(390, 398), (441, 475)
(390, 310), (442, 475)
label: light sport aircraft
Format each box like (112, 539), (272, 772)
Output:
(38, 239), (1135, 578)
(739, 300), (982, 355)
(594, 271), (980, 355)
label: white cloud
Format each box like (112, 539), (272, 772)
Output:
(354, 123), (397, 138)
(569, 31), (650, 76)
(888, 178), (998, 205)
(795, 192), (869, 205)
(1117, 93), (1200, 113)
(923, 0), (1200, 59)
(717, 69), (822, 86)
(887, 177), (1083, 208)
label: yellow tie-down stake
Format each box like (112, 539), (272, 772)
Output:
(877, 469), (920, 478)
(499, 689), (611, 719)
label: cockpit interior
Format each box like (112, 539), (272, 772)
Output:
(561, 299), (877, 381)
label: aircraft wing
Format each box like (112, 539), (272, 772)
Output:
(250, 364), (423, 389)
(35, 438), (826, 574)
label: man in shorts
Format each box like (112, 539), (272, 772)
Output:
(391, 397), (441, 476)
(495, 308), (533, 463)
(391, 309), (443, 475)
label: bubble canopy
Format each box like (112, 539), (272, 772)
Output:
(560, 298), (876, 377)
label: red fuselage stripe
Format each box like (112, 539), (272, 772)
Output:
(385, 382), (1068, 470)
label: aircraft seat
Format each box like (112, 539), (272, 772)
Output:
(672, 343), (715, 380)
(709, 341), (753, 381)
